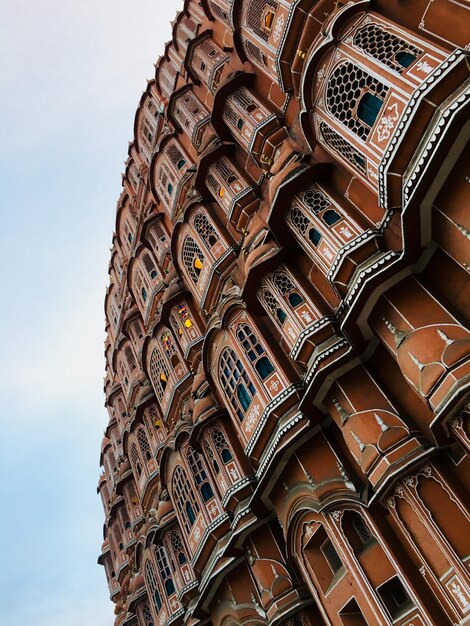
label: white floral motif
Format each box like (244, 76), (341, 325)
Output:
(300, 310), (313, 324)
(269, 379), (281, 393)
(331, 510), (342, 521)
(200, 264), (210, 286)
(404, 475), (417, 487)
(193, 525), (201, 541)
(450, 580), (470, 609)
(339, 226), (353, 239)
(273, 14), (285, 43)
(376, 102), (400, 142)
(229, 466), (240, 481)
(304, 523), (314, 538)
(322, 246), (334, 261)
(316, 67), (325, 85)
(208, 503), (218, 517)
(245, 404), (260, 432)
(287, 326), (296, 340)
(417, 60), (434, 74)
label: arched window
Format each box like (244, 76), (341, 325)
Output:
(130, 443), (143, 478)
(141, 602), (154, 626)
(177, 303), (193, 329)
(145, 560), (163, 613)
(246, 0), (279, 41)
(273, 271), (304, 310)
(155, 545), (176, 596)
(326, 62), (388, 140)
(193, 212), (218, 248)
(182, 236), (205, 284)
(212, 427), (233, 464)
(142, 252), (160, 281)
(353, 23), (422, 74)
(160, 331), (180, 370)
(351, 512), (374, 546)
(149, 348), (169, 401)
(286, 185), (359, 270)
(320, 121), (367, 174)
(187, 447), (214, 502)
(219, 347), (256, 421)
(137, 427), (152, 462)
(237, 323), (274, 381)
(260, 287), (287, 325)
(170, 530), (188, 565)
(172, 465), (200, 533)
(209, 0), (231, 25)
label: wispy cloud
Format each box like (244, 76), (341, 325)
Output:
(0, 0), (183, 623)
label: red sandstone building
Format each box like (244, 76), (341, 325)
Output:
(97, 2), (470, 625)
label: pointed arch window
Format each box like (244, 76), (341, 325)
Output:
(150, 348), (169, 401)
(136, 427), (152, 462)
(237, 323), (274, 381)
(246, 0), (279, 42)
(141, 602), (154, 626)
(352, 512), (374, 546)
(160, 331), (180, 370)
(353, 23), (422, 74)
(145, 560), (163, 612)
(187, 447), (214, 502)
(177, 303), (193, 329)
(183, 236), (205, 284)
(212, 427), (233, 464)
(172, 465), (200, 533)
(219, 347), (256, 421)
(193, 212), (218, 248)
(326, 62), (388, 141)
(170, 530), (188, 565)
(155, 545), (176, 597)
(130, 443), (143, 478)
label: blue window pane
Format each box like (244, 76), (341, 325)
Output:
(308, 228), (322, 247)
(221, 448), (233, 462)
(396, 51), (416, 68)
(288, 292), (303, 307)
(142, 287), (148, 302)
(154, 590), (162, 610)
(357, 92), (383, 127)
(354, 154), (366, 169)
(150, 270), (158, 279)
(255, 356), (274, 380)
(178, 552), (187, 564)
(165, 579), (175, 596)
(237, 384), (252, 413)
(168, 183), (173, 195)
(276, 308), (287, 324)
(322, 209), (341, 226)
(177, 158), (186, 170)
(201, 482), (214, 502)
(255, 343), (264, 356)
(248, 349), (256, 362)
(186, 502), (196, 525)
(237, 118), (244, 130)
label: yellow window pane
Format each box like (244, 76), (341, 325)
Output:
(194, 258), (203, 270)
(264, 10), (274, 30)
(184, 319), (193, 328)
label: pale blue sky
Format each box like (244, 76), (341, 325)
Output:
(0, 1), (181, 624)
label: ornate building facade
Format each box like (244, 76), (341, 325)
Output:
(97, 2), (470, 625)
